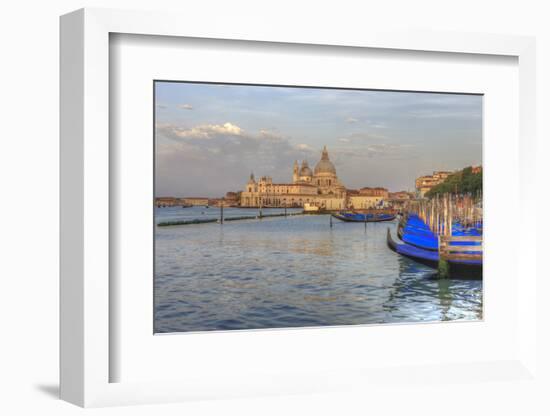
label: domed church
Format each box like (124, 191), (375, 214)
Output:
(240, 146), (347, 209)
(292, 146), (346, 197)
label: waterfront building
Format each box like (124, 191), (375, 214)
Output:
(388, 191), (415, 209)
(209, 198), (223, 207)
(182, 197), (210, 206)
(347, 187), (389, 209)
(156, 197), (179, 207)
(388, 191), (413, 200)
(240, 146), (347, 209)
(415, 171), (452, 197)
(471, 165), (482, 174)
(156, 197), (195, 207)
(223, 192), (240, 206)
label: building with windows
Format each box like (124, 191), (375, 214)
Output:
(387, 191), (415, 209)
(155, 197), (180, 207)
(471, 165), (482, 174)
(415, 171), (452, 197)
(240, 146), (347, 209)
(347, 187), (390, 209)
(182, 197), (210, 206)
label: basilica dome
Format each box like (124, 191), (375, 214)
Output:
(300, 160), (313, 177)
(314, 146), (336, 175)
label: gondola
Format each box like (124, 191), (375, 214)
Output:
(387, 228), (482, 279)
(398, 214), (482, 251)
(331, 212), (396, 223)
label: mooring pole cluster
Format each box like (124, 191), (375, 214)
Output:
(403, 193), (483, 278)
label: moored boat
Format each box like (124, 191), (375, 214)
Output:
(398, 214), (482, 251)
(331, 211), (396, 223)
(303, 203), (320, 212)
(387, 227), (482, 279)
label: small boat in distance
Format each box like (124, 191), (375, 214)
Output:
(331, 211), (396, 223)
(303, 203), (320, 212)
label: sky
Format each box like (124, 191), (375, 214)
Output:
(155, 82), (482, 197)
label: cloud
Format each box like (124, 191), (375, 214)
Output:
(332, 143), (414, 160)
(157, 121), (290, 160)
(156, 103), (167, 109)
(367, 121), (387, 129)
(155, 122), (322, 196)
(336, 131), (388, 143)
(259, 129), (283, 140)
(154, 83), (481, 195)
(159, 122), (243, 140)
(178, 103), (194, 110)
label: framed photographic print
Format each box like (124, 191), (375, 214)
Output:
(153, 80), (483, 334)
(60, 8), (539, 408)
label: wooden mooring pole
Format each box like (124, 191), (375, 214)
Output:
(437, 235), (450, 279)
(406, 192), (482, 279)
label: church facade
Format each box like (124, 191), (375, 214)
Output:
(240, 146), (347, 210)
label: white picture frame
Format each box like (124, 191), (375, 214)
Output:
(60, 7), (538, 408)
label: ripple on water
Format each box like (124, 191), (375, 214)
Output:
(154, 208), (483, 333)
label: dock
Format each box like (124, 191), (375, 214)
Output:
(438, 235), (482, 263)
(393, 193), (483, 278)
(157, 211), (305, 227)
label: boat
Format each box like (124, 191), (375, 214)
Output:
(303, 203), (320, 212)
(398, 214), (482, 251)
(331, 211), (396, 223)
(387, 227), (439, 267)
(387, 227), (482, 279)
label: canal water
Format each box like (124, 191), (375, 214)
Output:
(155, 206), (483, 333)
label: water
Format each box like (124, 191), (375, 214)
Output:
(155, 206), (483, 333)
(154, 205), (303, 224)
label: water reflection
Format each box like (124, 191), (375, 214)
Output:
(154, 207), (483, 333)
(384, 256), (483, 322)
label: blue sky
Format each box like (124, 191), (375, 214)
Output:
(155, 82), (482, 197)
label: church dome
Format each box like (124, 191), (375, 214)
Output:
(300, 160), (313, 177)
(314, 146), (336, 175)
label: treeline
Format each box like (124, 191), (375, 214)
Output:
(425, 166), (482, 198)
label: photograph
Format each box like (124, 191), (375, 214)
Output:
(3, 0), (540, 413)
(154, 81), (483, 333)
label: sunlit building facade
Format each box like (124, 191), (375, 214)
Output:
(240, 146), (347, 209)
(415, 171), (452, 197)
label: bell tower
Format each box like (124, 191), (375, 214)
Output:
(321, 145), (329, 160)
(292, 160), (299, 183)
